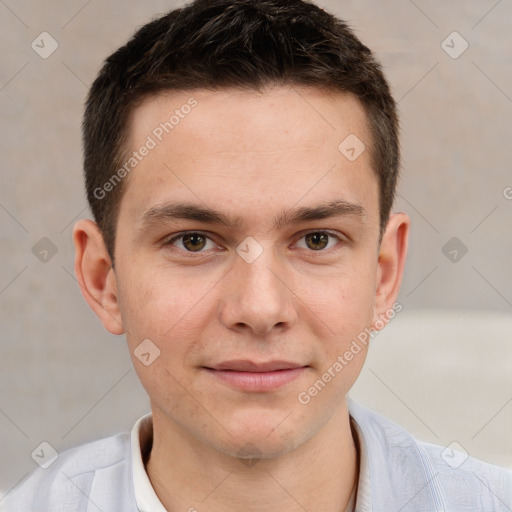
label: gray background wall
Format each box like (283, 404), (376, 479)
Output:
(1, 0), (511, 501)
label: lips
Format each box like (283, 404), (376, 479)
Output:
(203, 360), (308, 392)
(206, 360), (305, 372)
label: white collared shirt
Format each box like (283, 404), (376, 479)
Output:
(5, 400), (512, 511)
(130, 412), (371, 512)
(131, 414), (167, 512)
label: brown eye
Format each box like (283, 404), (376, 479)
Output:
(181, 233), (207, 251)
(305, 232), (330, 250)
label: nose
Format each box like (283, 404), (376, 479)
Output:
(217, 246), (298, 337)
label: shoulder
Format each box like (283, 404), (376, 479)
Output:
(349, 400), (512, 509)
(1, 432), (135, 512)
(420, 440), (512, 509)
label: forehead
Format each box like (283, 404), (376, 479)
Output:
(118, 86), (378, 231)
(127, 86), (370, 154)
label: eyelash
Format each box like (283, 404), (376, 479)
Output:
(164, 230), (344, 254)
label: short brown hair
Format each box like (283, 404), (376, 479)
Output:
(83, 0), (399, 261)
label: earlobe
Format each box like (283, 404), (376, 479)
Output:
(371, 212), (409, 330)
(72, 219), (125, 335)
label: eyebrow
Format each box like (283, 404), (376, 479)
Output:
(140, 199), (366, 231)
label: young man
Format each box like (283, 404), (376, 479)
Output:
(4, 0), (511, 510)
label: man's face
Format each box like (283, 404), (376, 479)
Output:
(112, 87), (384, 457)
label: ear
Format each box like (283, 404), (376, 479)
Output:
(371, 212), (409, 330)
(72, 219), (125, 335)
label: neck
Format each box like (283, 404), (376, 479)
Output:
(145, 402), (358, 512)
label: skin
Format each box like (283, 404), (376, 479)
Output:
(73, 86), (409, 512)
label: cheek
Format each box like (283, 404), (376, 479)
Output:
(117, 265), (219, 391)
(306, 259), (377, 338)
(119, 274), (208, 410)
(117, 263), (210, 340)
(301, 258), (377, 395)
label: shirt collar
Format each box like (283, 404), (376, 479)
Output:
(131, 411), (371, 512)
(131, 413), (167, 512)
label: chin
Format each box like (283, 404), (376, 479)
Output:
(210, 411), (310, 461)
(216, 432), (300, 462)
